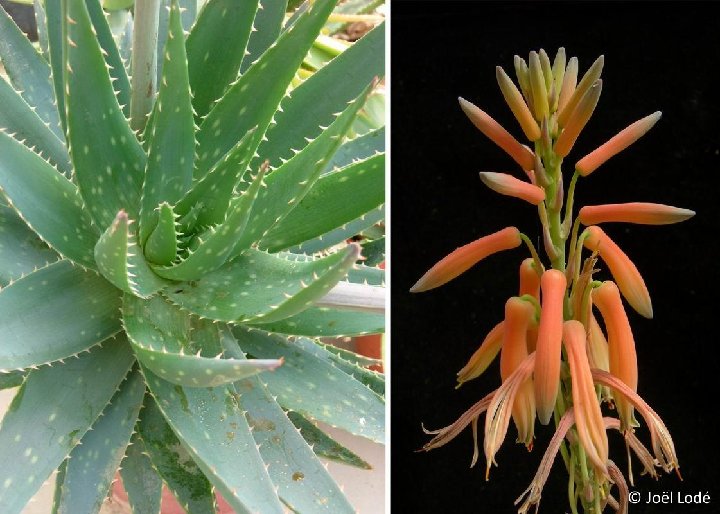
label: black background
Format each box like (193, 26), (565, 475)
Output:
(391, 2), (720, 513)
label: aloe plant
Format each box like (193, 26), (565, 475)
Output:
(0, 0), (385, 512)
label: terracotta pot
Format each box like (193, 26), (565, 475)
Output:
(109, 476), (233, 514)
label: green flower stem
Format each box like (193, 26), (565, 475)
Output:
(562, 170), (580, 238)
(130, 0), (161, 132)
(519, 233), (545, 275)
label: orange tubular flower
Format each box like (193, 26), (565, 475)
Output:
(500, 298), (536, 447)
(518, 258), (541, 298)
(479, 172), (546, 205)
(578, 202), (695, 226)
(456, 321), (504, 386)
(562, 321), (609, 478)
(575, 112), (662, 176)
(592, 281), (638, 431)
(410, 226), (521, 293)
(554, 80), (602, 158)
(557, 55), (604, 127)
(582, 225), (653, 319)
(496, 66), (541, 141)
(458, 97), (535, 172)
(533, 269), (566, 425)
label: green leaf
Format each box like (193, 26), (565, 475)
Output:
(256, 22), (384, 170)
(45, 0), (66, 133)
(174, 127), (256, 228)
(143, 370), (286, 514)
(186, 0), (258, 119)
(94, 210), (168, 298)
(0, 4), (64, 140)
(0, 75), (71, 176)
(291, 204), (384, 254)
(0, 129), (97, 268)
(34, 0), (50, 59)
(85, 0), (132, 116)
(155, 166), (266, 281)
(0, 260), (122, 371)
(261, 154), (385, 251)
(325, 0), (382, 34)
(231, 81), (374, 254)
(195, 0), (338, 176)
(124, 295), (282, 387)
(119, 432), (163, 514)
(137, 395), (215, 514)
(249, 306), (384, 337)
(0, 370), (26, 390)
(233, 327), (385, 442)
(322, 126), (384, 174)
(0, 340), (135, 513)
(359, 236), (385, 267)
(56, 368), (145, 514)
(52, 460), (68, 514)
(239, 0), (287, 74)
(0, 201), (58, 286)
(321, 343), (383, 368)
(140, 0), (194, 243)
(347, 262), (385, 286)
(287, 411), (371, 469)
(156, 0), (197, 83)
(64, 0), (146, 229)
(144, 202), (179, 265)
(220, 328), (354, 513)
(166, 245), (359, 324)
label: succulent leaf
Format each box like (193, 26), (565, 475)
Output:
(0, 5), (64, 141)
(166, 245), (360, 324)
(249, 306), (384, 337)
(155, 165), (267, 281)
(143, 369), (286, 514)
(119, 432), (163, 514)
(84, 0), (132, 115)
(144, 202), (179, 265)
(287, 411), (372, 469)
(155, 0), (197, 83)
(0, 128), (97, 267)
(261, 153), (385, 251)
(257, 22), (385, 169)
(347, 262), (385, 286)
(323, 126), (385, 173)
(137, 395), (216, 514)
(240, 0), (287, 74)
(0, 76), (72, 176)
(233, 327), (385, 442)
(0, 370), (26, 390)
(292, 204), (384, 254)
(231, 81), (375, 253)
(174, 127), (257, 228)
(321, 343), (384, 369)
(0, 201), (58, 286)
(0, 340), (134, 513)
(0, 260), (121, 371)
(186, 0), (258, 119)
(221, 328), (354, 512)
(64, 0), (146, 229)
(33, 0), (49, 58)
(140, 0), (195, 243)
(195, 0), (338, 176)
(360, 236), (385, 267)
(45, 0), (66, 133)
(94, 210), (168, 298)
(124, 295), (283, 387)
(55, 368), (145, 514)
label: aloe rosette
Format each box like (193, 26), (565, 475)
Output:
(0, 0), (385, 512)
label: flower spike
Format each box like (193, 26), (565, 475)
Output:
(583, 226), (653, 318)
(410, 227), (522, 293)
(579, 202), (695, 225)
(592, 281), (639, 431)
(533, 269), (566, 425)
(576, 112), (662, 176)
(458, 97), (535, 172)
(479, 172), (545, 205)
(496, 66), (541, 141)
